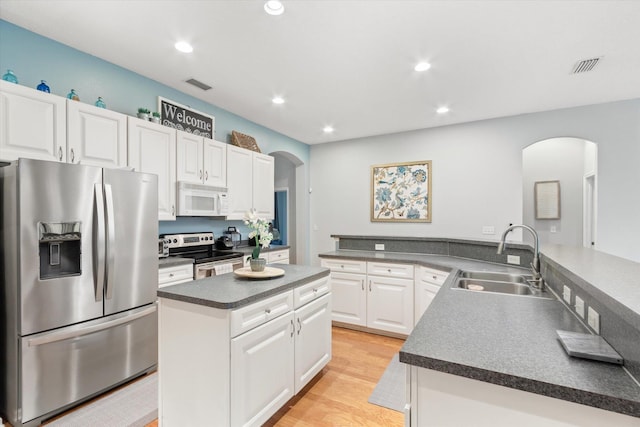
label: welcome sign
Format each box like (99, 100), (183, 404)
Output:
(157, 97), (215, 139)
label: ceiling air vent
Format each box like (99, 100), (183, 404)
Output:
(571, 57), (602, 74)
(185, 78), (212, 91)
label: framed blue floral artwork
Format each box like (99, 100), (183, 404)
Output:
(371, 160), (432, 222)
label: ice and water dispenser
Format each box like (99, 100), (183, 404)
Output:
(38, 222), (82, 279)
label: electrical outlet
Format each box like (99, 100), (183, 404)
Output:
(482, 226), (495, 235)
(507, 255), (520, 265)
(563, 285), (571, 304)
(550, 226), (557, 233)
(575, 296), (585, 318)
(588, 307), (600, 334)
(375, 243), (385, 251)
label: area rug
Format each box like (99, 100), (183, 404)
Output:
(47, 372), (157, 427)
(368, 353), (406, 412)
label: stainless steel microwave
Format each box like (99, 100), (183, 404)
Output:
(176, 181), (229, 217)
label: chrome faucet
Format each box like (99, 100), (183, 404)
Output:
(496, 224), (543, 289)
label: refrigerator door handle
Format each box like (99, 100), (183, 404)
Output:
(94, 183), (105, 302)
(104, 183), (116, 300)
(27, 304), (157, 347)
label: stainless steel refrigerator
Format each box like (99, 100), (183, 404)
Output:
(0, 158), (159, 427)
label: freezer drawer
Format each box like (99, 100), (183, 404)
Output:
(20, 304), (157, 424)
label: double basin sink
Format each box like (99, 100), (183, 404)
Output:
(454, 270), (554, 299)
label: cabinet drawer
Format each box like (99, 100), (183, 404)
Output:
(268, 249), (289, 263)
(320, 258), (367, 274)
(293, 276), (331, 309)
(367, 262), (414, 279)
(158, 264), (193, 287)
(417, 266), (450, 286)
(231, 291), (294, 337)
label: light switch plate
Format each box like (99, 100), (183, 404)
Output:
(375, 243), (385, 251)
(482, 226), (495, 235)
(563, 286), (571, 303)
(575, 296), (585, 318)
(507, 255), (520, 265)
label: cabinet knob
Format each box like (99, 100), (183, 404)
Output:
(340, 265), (344, 269)
(58, 146), (63, 161)
(387, 269), (391, 273)
(199, 170), (202, 180)
(70, 148), (75, 163)
(169, 273), (174, 277)
(265, 308), (271, 314)
(205, 171), (208, 181)
(433, 275), (437, 280)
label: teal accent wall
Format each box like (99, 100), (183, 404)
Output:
(0, 20), (310, 240)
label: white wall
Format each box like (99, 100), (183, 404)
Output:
(309, 99), (640, 264)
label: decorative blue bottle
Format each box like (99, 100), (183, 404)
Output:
(2, 69), (18, 84)
(95, 97), (106, 108)
(37, 80), (50, 93)
(67, 89), (80, 101)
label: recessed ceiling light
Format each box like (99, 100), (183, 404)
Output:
(323, 126), (334, 134)
(174, 41), (193, 53)
(264, 0), (284, 16)
(436, 106), (450, 114)
(414, 62), (431, 72)
(272, 96), (285, 104)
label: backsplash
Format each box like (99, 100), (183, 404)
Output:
(159, 218), (250, 239)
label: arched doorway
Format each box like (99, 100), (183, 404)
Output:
(270, 150), (304, 264)
(522, 137), (597, 248)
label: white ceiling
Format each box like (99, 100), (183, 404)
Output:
(2, 0), (640, 145)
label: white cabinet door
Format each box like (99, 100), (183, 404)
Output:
(0, 80), (66, 162)
(176, 131), (203, 184)
(67, 100), (127, 168)
(414, 282), (440, 326)
(367, 276), (414, 335)
(227, 145), (253, 219)
(253, 152), (275, 219)
(127, 117), (176, 220)
(203, 139), (227, 187)
(231, 312), (295, 427)
(294, 293), (331, 393)
(330, 272), (366, 326)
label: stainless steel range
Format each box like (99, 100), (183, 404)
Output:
(162, 232), (244, 279)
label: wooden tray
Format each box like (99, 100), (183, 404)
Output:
(234, 266), (285, 280)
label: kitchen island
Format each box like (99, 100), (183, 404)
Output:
(319, 241), (640, 426)
(157, 264), (331, 427)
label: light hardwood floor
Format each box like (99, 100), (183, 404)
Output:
(146, 326), (404, 427)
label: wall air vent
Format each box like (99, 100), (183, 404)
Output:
(571, 57), (602, 74)
(185, 78), (212, 91)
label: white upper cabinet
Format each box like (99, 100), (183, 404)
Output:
(203, 138), (227, 187)
(67, 100), (127, 168)
(0, 81), (67, 162)
(176, 131), (202, 184)
(253, 152), (275, 218)
(176, 131), (227, 187)
(226, 144), (275, 220)
(128, 117), (177, 221)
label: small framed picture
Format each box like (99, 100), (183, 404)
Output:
(535, 180), (561, 219)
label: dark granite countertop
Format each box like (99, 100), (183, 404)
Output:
(157, 264), (328, 309)
(319, 249), (640, 418)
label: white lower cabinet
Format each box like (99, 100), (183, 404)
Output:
(293, 293), (331, 393)
(329, 271), (367, 326)
(367, 275), (414, 335)
(231, 312), (295, 427)
(268, 249), (290, 264)
(321, 259), (414, 335)
(414, 266), (450, 326)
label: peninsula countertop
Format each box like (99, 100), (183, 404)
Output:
(157, 263), (328, 309)
(319, 249), (640, 418)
